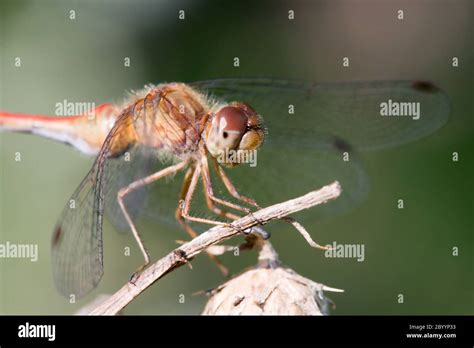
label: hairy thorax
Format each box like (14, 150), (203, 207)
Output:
(109, 83), (213, 159)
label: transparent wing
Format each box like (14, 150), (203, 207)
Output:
(185, 78), (450, 225)
(51, 167), (103, 298)
(191, 78), (450, 151)
(140, 134), (369, 228)
(104, 145), (163, 233)
(51, 109), (169, 297)
(129, 78), (452, 228)
(212, 130), (369, 225)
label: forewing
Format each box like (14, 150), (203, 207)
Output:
(185, 78), (450, 223)
(191, 78), (450, 151)
(51, 167), (102, 298)
(218, 130), (369, 225)
(104, 145), (164, 233)
(51, 110), (161, 297)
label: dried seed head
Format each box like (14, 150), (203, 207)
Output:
(202, 266), (343, 315)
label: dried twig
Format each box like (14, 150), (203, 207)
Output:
(89, 181), (341, 315)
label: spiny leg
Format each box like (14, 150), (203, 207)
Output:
(201, 160), (269, 245)
(179, 164), (230, 226)
(181, 159), (262, 259)
(212, 157), (294, 241)
(211, 160), (324, 248)
(174, 166), (195, 236)
(200, 153), (248, 219)
(118, 159), (189, 275)
(212, 157), (260, 208)
(178, 155), (265, 269)
(175, 165), (229, 276)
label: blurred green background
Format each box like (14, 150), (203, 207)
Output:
(0, 0), (472, 315)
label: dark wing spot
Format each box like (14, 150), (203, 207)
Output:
(412, 81), (439, 93)
(223, 131), (228, 139)
(52, 225), (63, 247)
(332, 137), (352, 152)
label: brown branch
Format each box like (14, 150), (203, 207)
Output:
(88, 181), (342, 315)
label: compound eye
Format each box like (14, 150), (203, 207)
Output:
(211, 106), (248, 149)
(216, 106), (247, 136)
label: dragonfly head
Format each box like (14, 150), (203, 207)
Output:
(205, 102), (265, 167)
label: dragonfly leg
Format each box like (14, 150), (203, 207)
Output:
(201, 155), (249, 218)
(179, 165), (229, 226)
(212, 157), (260, 208)
(175, 164), (229, 276)
(117, 159), (189, 269)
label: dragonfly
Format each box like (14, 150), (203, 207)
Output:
(0, 78), (450, 298)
